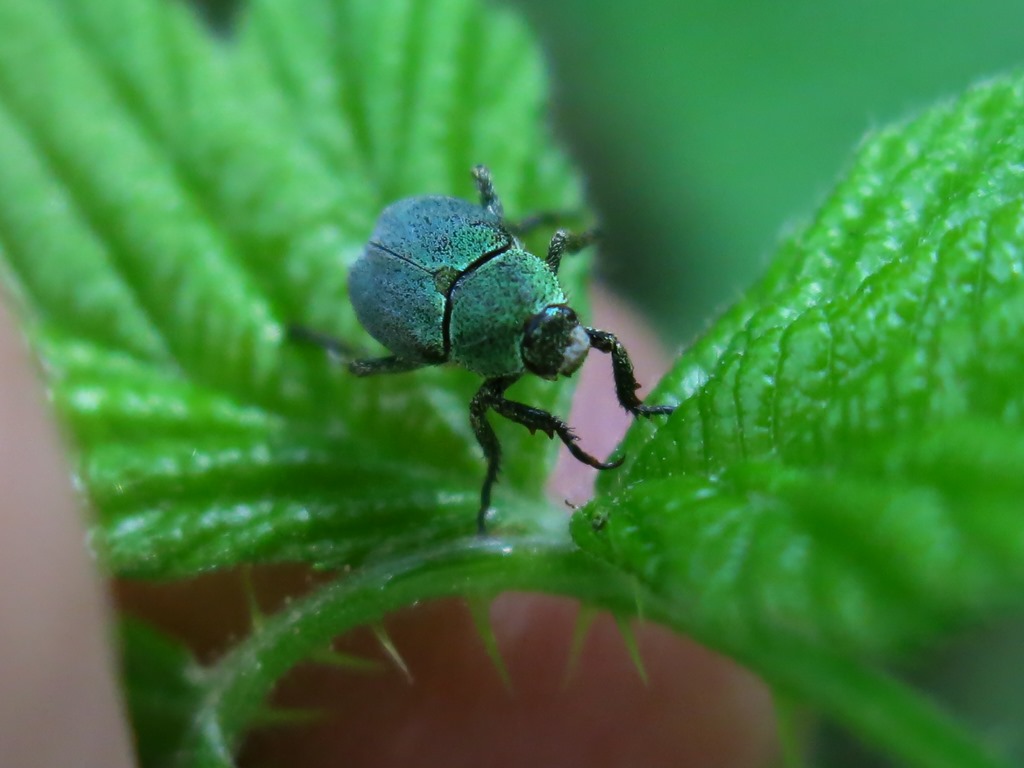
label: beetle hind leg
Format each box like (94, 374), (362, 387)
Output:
(471, 165), (593, 251)
(506, 211), (564, 238)
(545, 228), (601, 274)
(471, 164), (504, 220)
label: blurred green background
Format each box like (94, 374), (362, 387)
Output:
(197, 0), (1024, 342)
(508, 1), (1024, 343)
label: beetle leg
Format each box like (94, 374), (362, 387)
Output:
(545, 228), (601, 274)
(288, 326), (429, 377)
(493, 395), (624, 471)
(471, 375), (623, 533)
(586, 328), (676, 417)
(506, 211), (563, 237)
(347, 356), (430, 377)
(287, 324), (356, 358)
(470, 376), (519, 533)
(471, 164), (504, 220)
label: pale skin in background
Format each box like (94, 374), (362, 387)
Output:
(0, 287), (778, 767)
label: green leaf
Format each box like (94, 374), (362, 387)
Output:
(2, 0), (1020, 765)
(121, 619), (206, 768)
(0, 0), (583, 578)
(573, 72), (1024, 763)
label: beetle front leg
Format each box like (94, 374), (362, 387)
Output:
(545, 228), (601, 274)
(471, 376), (622, 533)
(491, 395), (624, 471)
(470, 376), (519, 534)
(586, 328), (675, 417)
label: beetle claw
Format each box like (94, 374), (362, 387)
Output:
(596, 454), (625, 471)
(632, 404), (675, 418)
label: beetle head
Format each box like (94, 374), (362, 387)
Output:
(521, 305), (590, 380)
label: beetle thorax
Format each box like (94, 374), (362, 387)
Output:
(521, 305), (590, 380)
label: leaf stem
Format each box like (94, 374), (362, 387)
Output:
(178, 537), (1005, 768)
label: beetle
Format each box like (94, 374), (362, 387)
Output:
(291, 165), (675, 533)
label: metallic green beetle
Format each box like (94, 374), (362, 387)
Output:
(292, 166), (675, 533)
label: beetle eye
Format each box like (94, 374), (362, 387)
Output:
(522, 306), (562, 347)
(521, 316), (543, 348)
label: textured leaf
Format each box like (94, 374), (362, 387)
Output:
(575, 70), (1024, 703)
(121, 619), (205, 768)
(0, 0), (583, 577)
